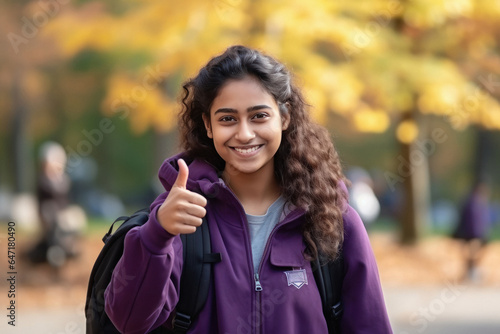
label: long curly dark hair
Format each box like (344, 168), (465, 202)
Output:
(179, 45), (347, 261)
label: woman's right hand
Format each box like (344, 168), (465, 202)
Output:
(157, 159), (207, 235)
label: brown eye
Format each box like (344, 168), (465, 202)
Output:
(252, 112), (269, 120)
(219, 116), (236, 122)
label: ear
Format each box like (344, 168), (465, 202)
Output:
(281, 112), (290, 131)
(202, 114), (213, 138)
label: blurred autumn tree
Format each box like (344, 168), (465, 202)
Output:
(1, 1), (40, 193)
(2, 0), (500, 242)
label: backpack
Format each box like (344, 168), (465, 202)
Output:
(85, 209), (344, 333)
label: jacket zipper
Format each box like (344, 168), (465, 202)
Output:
(253, 224), (280, 334)
(221, 186), (262, 334)
(254, 273), (263, 291)
(221, 184), (301, 334)
(253, 213), (300, 334)
(254, 273), (263, 334)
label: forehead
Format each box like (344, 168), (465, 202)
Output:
(210, 77), (278, 113)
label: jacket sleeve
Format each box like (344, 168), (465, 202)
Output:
(104, 192), (183, 334)
(340, 205), (393, 333)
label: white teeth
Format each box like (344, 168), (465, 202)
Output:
(234, 146), (260, 154)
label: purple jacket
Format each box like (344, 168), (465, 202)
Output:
(105, 154), (393, 334)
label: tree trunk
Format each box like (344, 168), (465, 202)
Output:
(11, 71), (32, 193)
(399, 112), (431, 244)
(473, 126), (491, 184)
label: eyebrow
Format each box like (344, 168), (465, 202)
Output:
(214, 105), (272, 115)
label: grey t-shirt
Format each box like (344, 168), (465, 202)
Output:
(246, 196), (286, 273)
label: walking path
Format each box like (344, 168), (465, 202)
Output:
(384, 284), (500, 334)
(2, 285), (499, 333)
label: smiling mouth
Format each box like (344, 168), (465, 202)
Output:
(232, 145), (263, 154)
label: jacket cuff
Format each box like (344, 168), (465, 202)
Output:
(139, 205), (176, 254)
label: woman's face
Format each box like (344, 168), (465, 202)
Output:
(204, 76), (289, 177)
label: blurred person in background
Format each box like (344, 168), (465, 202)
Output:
(26, 141), (85, 268)
(452, 180), (491, 282)
(346, 167), (381, 227)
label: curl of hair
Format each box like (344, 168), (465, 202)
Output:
(179, 45), (347, 261)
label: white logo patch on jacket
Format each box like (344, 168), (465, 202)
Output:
(284, 268), (308, 289)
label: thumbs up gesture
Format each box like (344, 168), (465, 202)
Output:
(157, 159), (207, 235)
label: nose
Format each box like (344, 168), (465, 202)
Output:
(235, 120), (255, 143)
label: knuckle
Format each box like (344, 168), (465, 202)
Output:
(175, 201), (188, 212)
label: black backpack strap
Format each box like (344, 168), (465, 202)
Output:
(102, 208), (151, 243)
(313, 249), (344, 334)
(172, 218), (221, 334)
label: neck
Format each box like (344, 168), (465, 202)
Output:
(223, 163), (281, 215)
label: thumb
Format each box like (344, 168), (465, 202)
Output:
(173, 159), (189, 189)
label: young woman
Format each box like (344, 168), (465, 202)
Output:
(105, 45), (392, 333)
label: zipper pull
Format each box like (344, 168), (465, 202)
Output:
(254, 273), (263, 291)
